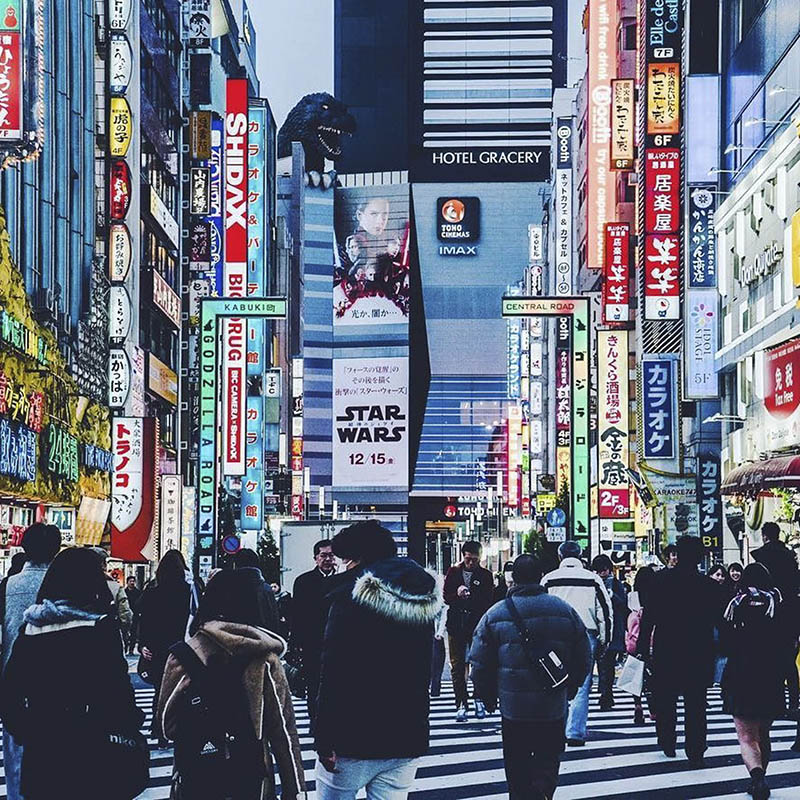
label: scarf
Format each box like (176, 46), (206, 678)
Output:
(723, 586), (783, 624)
(23, 599), (106, 628)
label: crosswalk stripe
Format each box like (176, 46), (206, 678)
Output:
(2, 682), (800, 798)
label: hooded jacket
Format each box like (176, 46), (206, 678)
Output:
(469, 584), (592, 722)
(314, 557), (443, 759)
(2, 605), (143, 799)
(157, 621), (306, 800)
(541, 557), (613, 645)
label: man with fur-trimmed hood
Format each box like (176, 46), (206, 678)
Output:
(314, 520), (442, 799)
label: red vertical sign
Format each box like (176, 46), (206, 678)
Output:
(602, 223), (630, 324)
(0, 31), (22, 141)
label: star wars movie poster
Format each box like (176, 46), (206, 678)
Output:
(333, 184), (410, 326)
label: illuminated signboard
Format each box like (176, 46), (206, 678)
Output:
(642, 358), (678, 461)
(0, 22), (22, 141)
(0, 419), (36, 482)
(43, 424), (79, 483)
(241, 396), (264, 530)
(602, 223), (630, 323)
(610, 79), (634, 170)
(647, 63), (680, 135)
(108, 223), (132, 282)
(437, 197), (480, 242)
(190, 167), (210, 216)
(597, 330), (630, 518)
(109, 34), (133, 95)
(109, 160), (132, 220)
(246, 104), (267, 379)
(554, 119), (573, 295)
(152, 270), (181, 329)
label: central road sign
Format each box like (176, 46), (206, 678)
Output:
(198, 298), (286, 568)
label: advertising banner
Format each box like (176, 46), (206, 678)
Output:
(555, 316), (571, 497)
(644, 234), (680, 320)
(507, 406), (522, 509)
(160, 475), (182, 558)
(222, 81), (248, 476)
(437, 197), (480, 242)
(764, 337), (800, 449)
(507, 318), (521, 399)
(603, 223), (630, 323)
(645, 149), (680, 233)
(586, 0), (618, 269)
(111, 417), (157, 562)
(332, 357), (409, 488)
(334, 186), (410, 325)
(685, 289), (718, 398)
(207, 118), (224, 289)
(646, 63), (680, 135)
(610, 79), (634, 170)
(642, 359), (678, 461)
(687, 186), (717, 288)
(241, 396), (264, 531)
(246, 105), (267, 379)
(697, 449), (723, 562)
(0, 28), (22, 141)
(555, 119), (573, 296)
(109, 97), (132, 157)
(597, 330), (630, 518)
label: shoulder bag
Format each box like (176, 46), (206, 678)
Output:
(505, 596), (569, 690)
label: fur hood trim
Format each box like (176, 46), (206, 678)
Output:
(352, 559), (443, 626)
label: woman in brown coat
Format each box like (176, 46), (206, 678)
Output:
(157, 569), (306, 800)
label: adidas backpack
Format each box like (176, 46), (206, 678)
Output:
(168, 641), (267, 799)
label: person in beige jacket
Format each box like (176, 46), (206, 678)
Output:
(156, 568), (306, 800)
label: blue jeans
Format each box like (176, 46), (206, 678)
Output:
(3, 729), (24, 799)
(566, 633), (597, 741)
(315, 756), (419, 800)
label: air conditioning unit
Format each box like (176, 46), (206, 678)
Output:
(32, 289), (57, 323)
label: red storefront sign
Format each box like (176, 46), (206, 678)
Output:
(765, 337), (800, 419)
(644, 149), (680, 234)
(603, 223), (630, 324)
(644, 234), (680, 320)
(110, 160), (132, 220)
(0, 32), (22, 140)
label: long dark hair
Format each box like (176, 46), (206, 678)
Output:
(36, 548), (114, 614)
(190, 569), (271, 636)
(633, 566), (657, 607)
(156, 549), (188, 588)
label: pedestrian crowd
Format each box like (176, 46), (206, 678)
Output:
(0, 519), (798, 800)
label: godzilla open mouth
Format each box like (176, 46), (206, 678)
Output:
(317, 125), (349, 157)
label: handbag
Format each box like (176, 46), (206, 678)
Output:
(282, 643), (306, 699)
(505, 597), (569, 690)
(618, 654), (645, 696)
(137, 654), (156, 685)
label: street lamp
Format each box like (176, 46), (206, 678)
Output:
(702, 413), (746, 424)
(743, 117), (794, 128)
(724, 143), (770, 155)
(768, 86), (800, 97)
(708, 167), (738, 175)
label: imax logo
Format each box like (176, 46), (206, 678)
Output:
(439, 245), (477, 256)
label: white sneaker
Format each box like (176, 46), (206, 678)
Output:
(474, 699), (487, 719)
(455, 706), (468, 723)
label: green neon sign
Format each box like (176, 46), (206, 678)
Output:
(502, 296), (590, 549)
(197, 298), (286, 566)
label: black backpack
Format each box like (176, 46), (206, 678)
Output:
(168, 641), (267, 799)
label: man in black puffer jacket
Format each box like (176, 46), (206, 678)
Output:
(470, 554), (591, 800)
(314, 520), (442, 799)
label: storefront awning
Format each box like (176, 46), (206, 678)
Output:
(721, 455), (800, 495)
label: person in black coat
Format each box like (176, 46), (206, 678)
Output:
(124, 575), (142, 655)
(443, 540), (495, 719)
(721, 563), (785, 800)
(232, 547), (281, 633)
(314, 521), (441, 799)
(637, 536), (726, 767)
(752, 522), (800, 714)
(136, 549), (193, 746)
(591, 554), (628, 711)
(292, 538), (340, 723)
(2, 548), (145, 800)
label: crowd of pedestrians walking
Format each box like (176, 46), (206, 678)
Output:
(0, 519), (797, 799)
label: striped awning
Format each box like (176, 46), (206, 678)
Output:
(75, 496), (111, 546)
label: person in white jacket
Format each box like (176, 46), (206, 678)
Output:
(541, 540), (613, 746)
(430, 590), (448, 697)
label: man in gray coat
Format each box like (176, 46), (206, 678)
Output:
(1, 523), (61, 799)
(470, 554), (591, 800)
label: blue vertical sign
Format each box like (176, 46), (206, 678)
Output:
(207, 117), (224, 295)
(642, 359), (677, 460)
(241, 396), (264, 530)
(697, 448), (723, 562)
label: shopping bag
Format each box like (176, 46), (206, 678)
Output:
(617, 654), (645, 696)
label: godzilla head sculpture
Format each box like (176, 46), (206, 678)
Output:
(277, 92), (356, 176)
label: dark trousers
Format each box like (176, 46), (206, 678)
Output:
(501, 717), (566, 800)
(430, 637), (446, 697)
(653, 683), (707, 759)
(448, 632), (471, 708)
(305, 663), (321, 726)
(597, 647), (617, 706)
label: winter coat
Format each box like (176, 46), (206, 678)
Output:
(108, 578), (133, 632)
(157, 620), (306, 800)
(637, 566), (726, 690)
(234, 566), (281, 634)
(603, 575), (629, 653)
(469, 584), (592, 722)
(443, 562), (494, 638)
(292, 568), (341, 662)
(752, 540), (800, 633)
(541, 558), (613, 645)
(2, 605), (143, 799)
(314, 557), (442, 760)
(1, 563), (50, 671)
(136, 578), (191, 658)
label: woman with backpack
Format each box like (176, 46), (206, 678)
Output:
(721, 563), (786, 800)
(626, 565), (656, 725)
(157, 568), (305, 800)
(1, 548), (148, 799)
(137, 549), (197, 747)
